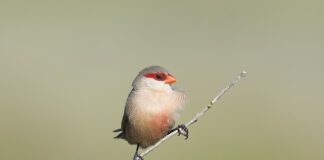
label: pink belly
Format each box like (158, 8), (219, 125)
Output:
(126, 112), (173, 148)
(150, 113), (170, 135)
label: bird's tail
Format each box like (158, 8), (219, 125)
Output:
(113, 128), (124, 139)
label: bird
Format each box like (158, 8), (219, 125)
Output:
(114, 65), (188, 160)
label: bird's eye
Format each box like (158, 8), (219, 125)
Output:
(156, 74), (161, 79)
(155, 73), (166, 81)
(144, 72), (166, 81)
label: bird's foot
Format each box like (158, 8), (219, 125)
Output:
(133, 153), (143, 160)
(177, 124), (189, 139)
(169, 124), (189, 139)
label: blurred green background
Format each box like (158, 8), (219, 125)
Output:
(1, 0), (323, 160)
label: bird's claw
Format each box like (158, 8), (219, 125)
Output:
(133, 154), (143, 160)
(176, 124), (189, 139)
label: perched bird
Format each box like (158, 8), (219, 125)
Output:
(114, 65), (188, 160)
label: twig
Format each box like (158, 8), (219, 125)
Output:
(140, 71), (247, 157)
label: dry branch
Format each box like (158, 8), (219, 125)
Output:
(140, 71), (247, 157)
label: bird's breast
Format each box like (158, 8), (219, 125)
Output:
(150, 112), (171, 134)
(131, 89), (180, 114)
(124, 88), (186, 148)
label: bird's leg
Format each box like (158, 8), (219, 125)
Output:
(168, 124), (189, 140)
(133, 144), (143, 160)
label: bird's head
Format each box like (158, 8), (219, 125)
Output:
(132, 66), (176, 91)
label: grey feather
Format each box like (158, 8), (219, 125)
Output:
(132, 65), (169, 88)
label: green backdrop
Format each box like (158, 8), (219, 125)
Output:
(1, 1), (323, 160)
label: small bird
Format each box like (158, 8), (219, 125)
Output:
(114, 65), (188, 160)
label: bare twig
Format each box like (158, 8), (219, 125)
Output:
(140, 71), (247, 157)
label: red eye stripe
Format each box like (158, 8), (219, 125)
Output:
(144, 72), (167, 81)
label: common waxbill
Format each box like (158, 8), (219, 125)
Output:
(114, 65), (188, 160)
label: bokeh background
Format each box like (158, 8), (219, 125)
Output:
(1, 0), (323, 160)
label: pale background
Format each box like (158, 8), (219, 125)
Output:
(1, 1), (323, 160)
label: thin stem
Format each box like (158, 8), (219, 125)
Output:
(140, 71), (247, 157)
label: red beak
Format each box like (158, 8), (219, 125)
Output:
(165, 75), (176, 84)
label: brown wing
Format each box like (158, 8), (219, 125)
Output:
(113, 89), (135, 139)
(113, 114), (128, 139)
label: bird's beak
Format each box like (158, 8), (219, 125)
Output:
(165, 74), (176, 84)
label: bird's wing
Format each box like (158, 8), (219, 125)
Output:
(120, 113), (128, 133)
(113, 88), (135, 139)
(113, 114), (128, 139)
